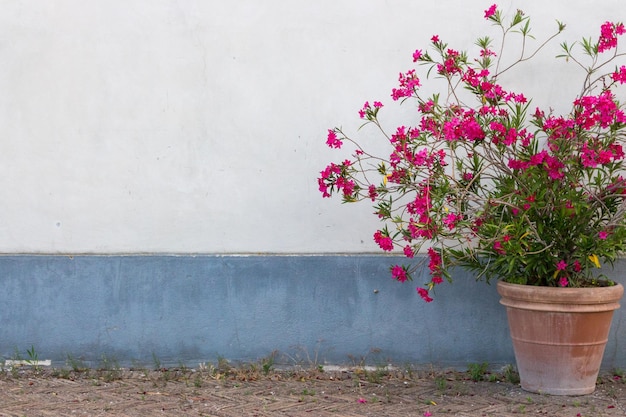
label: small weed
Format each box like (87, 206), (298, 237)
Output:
(9, 346), (23, 376)
(283, 339), (329, 371)
(25, 345), (39, 367)
(502, 364), (520, 384)
(452, 380), (470, 395)
(55, 368), (72, 379)
(66, 354), (88, 372)
(261, 351), (277, 376)
(467, 362), (489, 382)
(239, 363), (259, 380)
(98, 354), (122, 382)
(10, 345), (44, 373)
(99, 354), (120, 370)
(347, 354), (367, 368)
(301, 388), (316, 396)
(606, 385), (618, 398)
(152, 352), (161, 370)
(216, 356), (231, 373)
(12, 347), (23, 362)
(347, 347), (384, 369)
(161, 369), (173, 382)
(435, 375), (447, 391)
(365, 365), (388, 384)
(178, 361), (188, 373)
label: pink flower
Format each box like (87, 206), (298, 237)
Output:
(427, 248), (442, 273)
(508, 159), (529, 171)
(374, 230), (394, 251)
(318, 162), (344, 198)
(493, 241), (505, 255)
(513, 93), (527, 103)
(612, 65), (626, 84)
(599, 230), (609, 240)
(417, 287), (433, 303)
(484, 4), (497, 19)
(358, 397), (367, 403)
(403, 245), (415, 258)
(392, 70), (421, 101)
(556, 260), (567, 270)
(391, 265), (408, 283)
(559, 276), (569, 287)
(574, 260), (582, 272)
(529, 150), (547, 166)
(598, 21), (624, 53)
(325, 129), (342, 149)
(359, 101), (371, 119)
(412, 49), (423, 62)
(335, 176), (355, 197)
(443, 213), (460, 230)
(368, 184), (378, 201)
(431, 35), (439, 43)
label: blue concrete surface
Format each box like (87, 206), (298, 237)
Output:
(0, 255), (623, 369)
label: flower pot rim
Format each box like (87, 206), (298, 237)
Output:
(497, 280), (624, 307)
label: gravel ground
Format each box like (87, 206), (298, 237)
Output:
(0, 364), (624, 416)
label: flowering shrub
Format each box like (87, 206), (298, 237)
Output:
(318, 5), (626, 302)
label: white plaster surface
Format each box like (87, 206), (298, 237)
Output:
(0, 1), (622, 253)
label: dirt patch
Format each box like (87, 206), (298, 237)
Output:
(0, 365), (624, 416)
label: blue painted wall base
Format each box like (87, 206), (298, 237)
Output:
(0, 255), (624, 369)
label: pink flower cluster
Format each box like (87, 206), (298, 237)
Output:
(598, 21), (625, 53)
(318, 160), (354, 198)
(484, 4), (497, 19)
(318, 4), (626, 301)
(325, 129), (342, 149)
(359, 101), (384, 119)
(374, 230), (394, 251)
(392, 70), (421, 101)
(612, 65), (626, 84)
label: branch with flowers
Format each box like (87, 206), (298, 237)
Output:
(318, 4), (626, 302)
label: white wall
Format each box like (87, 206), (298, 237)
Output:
(0, 0), (622, 253)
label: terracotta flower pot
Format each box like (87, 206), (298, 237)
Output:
(497, 281), (624, 395)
